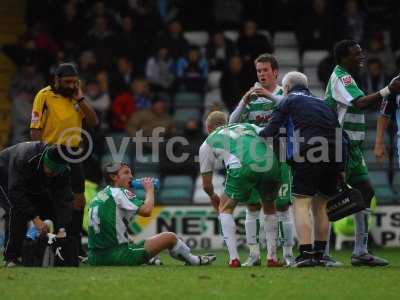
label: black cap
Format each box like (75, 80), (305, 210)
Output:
(55, 63), (78, 78)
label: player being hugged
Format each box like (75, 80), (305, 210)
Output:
(199, 111), (282, 267)
(87, 162), (216, 266)
(229, 53), (294, 267)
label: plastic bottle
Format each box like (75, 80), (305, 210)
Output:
(131, 178), (160, 190)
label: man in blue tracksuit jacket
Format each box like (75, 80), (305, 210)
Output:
(259, 71), (349, 267)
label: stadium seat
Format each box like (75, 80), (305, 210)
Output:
(208, 71), (222, 89)
(159, 187), (192, 204)
(369, 170), (390, 187)
(273, 31), (297, 47)
(174, 108), (201, 124)
(277, 66), (298, 84)
(274, 47), (300, 67)
(375, 186), (396, 204)
(258, 30), (271, 40)
(303, 66), (321, 87)
(163, 175), (193, 189)
(310, 87), (325, 99)
(132, 153), (159, 172)
(223, 30), (239, 42)
(302, 50), (329, 67)
(183, 31), (209, 47)
(174, 92), (202, 108)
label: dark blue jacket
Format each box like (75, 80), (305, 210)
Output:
(259, 86), (348, 160)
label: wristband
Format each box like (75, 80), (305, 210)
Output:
(379, 86), (390, 98)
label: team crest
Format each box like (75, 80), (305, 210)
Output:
(31, 111), (40, 123)
(341, 75), (353, 86)
(97, 191), (108, 201)
(124, 189), (136, 199)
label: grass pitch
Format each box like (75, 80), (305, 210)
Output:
(1, 248), (399, 300)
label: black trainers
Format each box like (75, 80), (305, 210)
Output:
(198, 253), (217, 266)
(314, 252), (343, 267)
(351, 253), (389, 267)
(291, 252), (316, 268)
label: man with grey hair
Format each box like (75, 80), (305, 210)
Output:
(259, 71), (349, 267)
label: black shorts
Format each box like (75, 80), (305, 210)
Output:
(70, 162), (85, 194)
(291, 148), (346, 197)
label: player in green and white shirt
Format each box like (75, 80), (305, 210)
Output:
(88, 162), (216, 266)
(199, 111), (281, 267)
(325, 40), (400, 266)
(229, 53), (294, 267)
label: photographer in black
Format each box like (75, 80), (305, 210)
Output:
(0, 142), (73, 267)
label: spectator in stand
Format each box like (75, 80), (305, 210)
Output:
(160, 119), (204, 179)
(157, 20), (189, 59)
(83, 0), (118, 31)
(297, 0), (333, 53)
(111, 79), (152, 131)
(128, 0), (162, 38)
(32, 22), (59, 60)
(56, 1), (83, 54)
(237, 20), (273, 62)
(84, 78), (111, 131)
(10, 58), (45, 145)
(366, 32), (396, 76)
(145, 46), (175, 92)
(84, 16), (115, 67)
(78, 50), (98, 83)
(213, 0), (243, 29)
(335, 0), (366, 44)
(220, 55), (253, 112)
(97, 69), (109, 95)
(156, 0), (180, 24)
(317, 51), (335, 88)
(126, 98), (175, 152)
(109, 56), (135, 98)
(206, 30), (236, 71)
(114, 15), (148, 75)
(360, 58), (391, 97)
(176, 47), (208, 93)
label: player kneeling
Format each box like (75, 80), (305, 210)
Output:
(87, 162), (216, 266)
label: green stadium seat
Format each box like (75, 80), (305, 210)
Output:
(159, 187), (192, 204)
(174, 92), (202, 108)
(132, 153), (159, 172)
(375, 186), (397, 204)
(163, 175), (193, 189)
(369, 170), (390, 187)
(174, 108), (201, 124)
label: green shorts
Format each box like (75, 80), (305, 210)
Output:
(247, 162), (292, 208)
(224, 160), (281, 204)
(346, 144), (369, 186)
(88, 241), (149, 266)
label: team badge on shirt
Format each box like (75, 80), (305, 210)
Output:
(31, 111), (40, 124)
(124, 189), (136, 199)
(341, 75), (353, 86)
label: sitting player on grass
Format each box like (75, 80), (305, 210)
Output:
(87, 162), (216, 266)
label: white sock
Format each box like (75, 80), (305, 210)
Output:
(264, 213), (278, 261)
(325, 223), (331, 257)
(259, 210), (267, 249)
(169, 238), (200, 265)
(354, 209), (371, 256)
(245, 209), (259, 256)
(220, 213), (239, 261)
(277, 210), (294, 257)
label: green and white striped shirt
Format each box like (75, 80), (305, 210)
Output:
(325, 65), (366, 146)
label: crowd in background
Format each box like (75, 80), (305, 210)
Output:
(2, 0), (400, 185)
